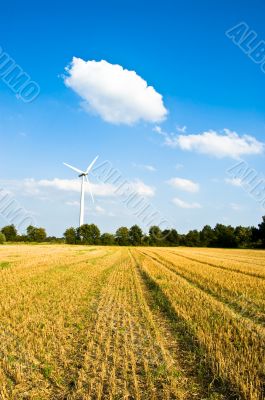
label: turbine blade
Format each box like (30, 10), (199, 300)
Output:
(86, 176), (94, 203)
(63, 163), (84, 175)
(86, 155), (99, 175)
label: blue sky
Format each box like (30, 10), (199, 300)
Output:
(0, 0), (264, 236)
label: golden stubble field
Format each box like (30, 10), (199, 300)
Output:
(0, 244), (264, 400)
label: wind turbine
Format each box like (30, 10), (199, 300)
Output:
(63, 156), (99, 227)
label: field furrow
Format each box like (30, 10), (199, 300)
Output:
(70, 250), (207, 399)
(133, 249), (265, 400)
(183, 250), (265, 267)
(165, 249), (265, 278)
(0, 244), (264, 400)
(0, 247), (120, 399)
(140, 248), (265, 326)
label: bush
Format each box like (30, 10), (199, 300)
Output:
(0, 232), (6, 244)
(1, 225), (17, 241)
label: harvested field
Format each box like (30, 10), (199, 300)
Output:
(0, 245), (264, 400)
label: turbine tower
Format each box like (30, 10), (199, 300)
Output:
(63, 156), (99, 227)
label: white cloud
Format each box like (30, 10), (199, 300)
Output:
(153, 125), (168, 137)
(167, 177), (199, 193)
(93, 205), (115, 217)
(225, 177), (243, 187)
(172, 197), (202, 209)
(64, 58), (167, 125)
(37, 178), (116, 197)
(3, 178), (155, 199)
(156, 128), (264, 159)
(66, 203), (115, 217)
(130, 179), (155, 197)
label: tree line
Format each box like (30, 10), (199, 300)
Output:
(1, 216), (265, 248)
(0, 225), (58, 244)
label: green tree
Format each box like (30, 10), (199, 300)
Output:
(213, 224), (237, 248)
(1, 225), (17, 241)
(142, 235), (150, 246)
(258, 216), (265, 248)
(115, 227), (129, 246)
(162, 229), (179, 246)
(77, 224), (101, 245)
(26, 225), (35, 242)
(234, 226), (252, 248)
(149, 226), (162, 246)
(251, 226), (261, 247)
(178, 234), (186, 246)
(200, 225), (215, 247)
(35, 228), (47, 242)
(0, 232), (6, 244)
(15, 234), (28, 242)
(185, 230), (200, 247)
(129, 225), (143, 246)
(26, 226), (47, 242)
(64, 227), (77, 244)
(100, 233), (115, 245)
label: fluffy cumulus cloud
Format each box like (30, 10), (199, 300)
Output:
(155, 127), (264, 159)
(64, 58), (167, 125)
(172, 197), (202, 209)
(4, 178), (155, 199)
(129, 179), (155, 197)
(36, 178), (116, 197)
(167, 177), (199, 193)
